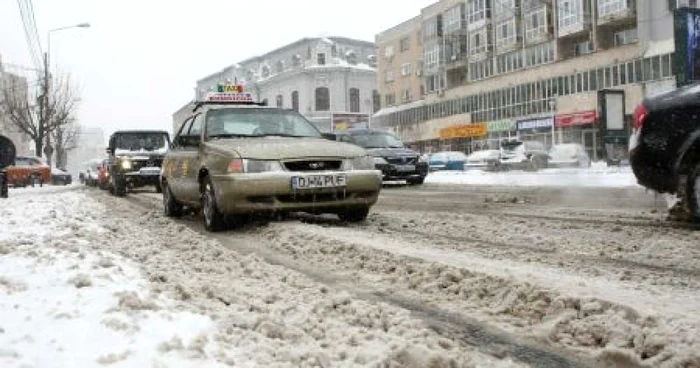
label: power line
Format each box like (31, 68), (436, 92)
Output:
(16, 0), (43, 70)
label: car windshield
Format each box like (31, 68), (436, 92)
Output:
(115, 133), (169, 153)
(468, 150), (500, 160)
(205, 108), (321, 138)
(350, 132), (404, 149)
(501, 142), (524, 153)
(550, 145), (579, 156)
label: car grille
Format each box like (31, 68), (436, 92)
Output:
(130, 158), (163, 171)
(283, 160), (342, 172)
(385, 156), (417, 165)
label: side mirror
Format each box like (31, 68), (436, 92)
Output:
(106, 147), (112, 155)
(321, 133), (337, 141)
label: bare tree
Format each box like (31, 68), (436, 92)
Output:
(0, 72), (79, 161)
(52, 120), (81, 169)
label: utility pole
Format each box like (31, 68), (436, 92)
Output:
(42, 51), (53, 166)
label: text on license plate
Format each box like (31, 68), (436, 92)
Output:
(292, 174), (346, 189)
(140, 167), (161, 175)
(394, 164), (415, 172)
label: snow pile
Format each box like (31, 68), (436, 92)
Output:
(426, 163), (639, 188)
(0, 190), (522, 367)
(259, 220), (700, 367)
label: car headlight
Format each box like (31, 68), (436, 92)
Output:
(243, 159), (284, 173)
(373, 157), (388, 165)
(343, 155), (375, 170)
(418, 155), (428, 163)
(121, 160), (132, 170)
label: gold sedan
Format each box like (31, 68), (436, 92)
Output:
(161, 100), (381, 231)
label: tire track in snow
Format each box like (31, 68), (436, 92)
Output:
(101, 190), (592, 368)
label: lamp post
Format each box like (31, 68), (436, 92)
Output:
(43, 22), (90, 166)
(548, 96), (558, 149)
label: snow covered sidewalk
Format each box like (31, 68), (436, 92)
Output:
(0, 189), (521, 367)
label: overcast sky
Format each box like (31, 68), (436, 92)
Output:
(1, 0), (434, 141)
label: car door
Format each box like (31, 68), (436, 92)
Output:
(166, 116), (195, 199)
(179, 113), (204, 203)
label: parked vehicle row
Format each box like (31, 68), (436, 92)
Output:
(426, 142), (591, 172)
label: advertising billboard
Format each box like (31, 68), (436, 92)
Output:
(674, 7), (700, 87)
(331, 113), (370, 132)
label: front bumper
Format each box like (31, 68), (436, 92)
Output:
(210, 170), (382, 214)
(375, 162), (429, 181)
(122, 169), (162, 186)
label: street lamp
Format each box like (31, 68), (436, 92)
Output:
(548, 96), (558, 148)
(42, 22), (90, 165)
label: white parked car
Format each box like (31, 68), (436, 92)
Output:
(465, 150), (503, 171)
(548, 143), (591, 168)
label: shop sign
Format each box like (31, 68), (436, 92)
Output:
(555, 111), (597, 127)
(487, 119), (516, 132)
(517, 117), (553, 131)
(439, 123), (488, 139)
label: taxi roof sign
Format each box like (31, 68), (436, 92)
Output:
(194, 84), (267, 111)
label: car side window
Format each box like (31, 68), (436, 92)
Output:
(31, 159), (42, 166)
(174, 117), (195, 147)
(188, 114), (203, 137)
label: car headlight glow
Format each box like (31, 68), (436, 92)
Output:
(373, 157), (388, 165)
(343, 155), (375, 170)
(121, 160), (132, 170)
(418, 155), (428, 163)
(243, 159), (284, 173)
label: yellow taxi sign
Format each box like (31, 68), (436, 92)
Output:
(217, 84), (243, 93)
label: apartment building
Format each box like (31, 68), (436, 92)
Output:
(373, 0), (692, 159)
(192, 37), (378, 132)
(0, 57), (32, 156)
(375, 16), (424, 111)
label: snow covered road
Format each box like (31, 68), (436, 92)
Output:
(2, 182), (700, 367)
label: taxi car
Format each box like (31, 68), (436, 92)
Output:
(161, 85), (382, 231)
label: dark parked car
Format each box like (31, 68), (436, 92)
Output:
(333, 130), (428, 185)
(51, 167), (72, 185)
(630, 83), (700, 221)
(499, 140), (549, 171)
(429, 151), (468, 171)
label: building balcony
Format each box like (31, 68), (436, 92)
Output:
(495, 40), (522, 55)
(597, 6), (636, 27)
(445, 54), (469, 69)
(558, 19), (591, 39)
(467, 50), (489, 62)
(525, 30), (554, 45)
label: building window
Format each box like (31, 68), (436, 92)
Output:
(315, 87), (330, 111)
(558, 0), (582, 28)
(469, 60), (493, 81)
(470, 30), (488, 55)
(598, 0), (628, 17)
(574, 41), (593, 56)
(400, 37), (411, 52)
(468, 0), (487, 25)
(291, 91), (299, 112)
(444, 5), (463, 33)
(349, 88), (360, 112)
(261, 65), (270, 78)
(614, 28), (638, 46)
(495, 0), (515, 16)
(525, 41), (554, 66)
(317, 53), (326, 65)
(401, 63), (412, 76)
(402, 89), (411, 102)
(422, 18), (439, 40)
(670, 0), (700, 10)
(497, 19), (517, 48)
(372, 90), (381, 112)
(496, 50), (524, 74)
(385, 70), (395, 83)
(292, 54), (302, 67)
(276, 95), (283, 108)
(424, 43), (440, 67)
(385, 93), (396, 106)
(385, 45), (395, 58)
(525, 8), (547, 41)
(276, 61), (285, 73)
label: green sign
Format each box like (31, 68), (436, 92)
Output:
(487, 119), (516, 132)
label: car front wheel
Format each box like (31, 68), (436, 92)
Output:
(202, 177), (226, 231)
(162, 181), (183, 218)
(688, 163), (700, 221)
(112, 174), (126, 197)
(338, 207), (370, 223)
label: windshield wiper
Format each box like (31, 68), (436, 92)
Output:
(208, 134), (255, 139)
(255, 133), (306, 138)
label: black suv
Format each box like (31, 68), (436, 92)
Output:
(333, 129), (428, 185)
(629, 83), (700, 220)
(107, 130), (171, 196)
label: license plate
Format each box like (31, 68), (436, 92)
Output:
(395, 164), (415, 172)
(292, 174), (346, 189)
(139, 167), (161, 176)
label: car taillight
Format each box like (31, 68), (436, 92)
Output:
(633, 104), (648, 129)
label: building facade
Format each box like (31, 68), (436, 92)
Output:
(373, 0), (694, 159)
(193, 37), (378, 133)
(0, 57), (32, 156)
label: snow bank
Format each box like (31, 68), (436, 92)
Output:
(0, 191), (522, 367)
(426, 163), (639, 188)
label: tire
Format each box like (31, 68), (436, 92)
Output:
(155, 181), (163, 194)
(162, 181), (183, 218)
(408, 177), (425, 185)
(112, 174), (126, 197)
(30, 174), (42, 187)
(338, 207), (370, 223)
(688, 163), (700, 221)
(202, 176), (226, 231)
